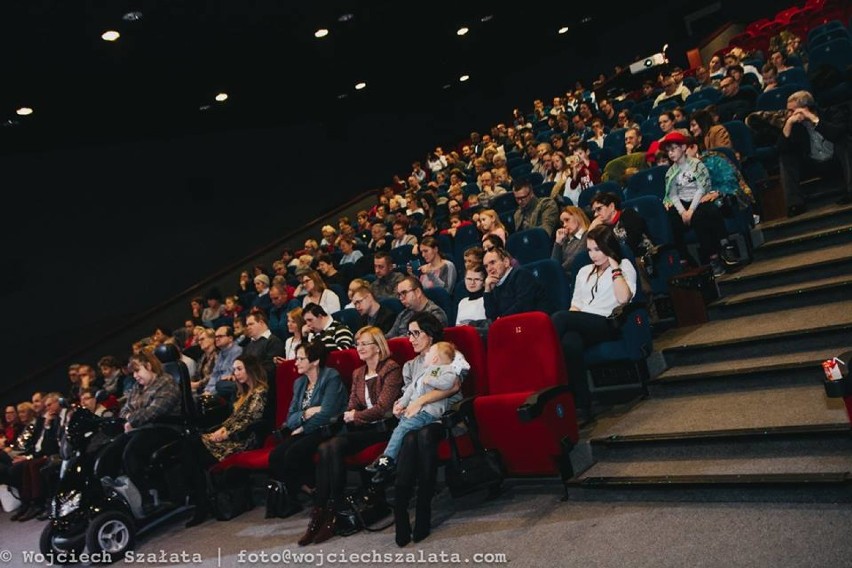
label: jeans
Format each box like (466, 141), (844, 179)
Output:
(383, 411), (437, 461)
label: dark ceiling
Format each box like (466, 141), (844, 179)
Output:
(0, 0), (627, 157)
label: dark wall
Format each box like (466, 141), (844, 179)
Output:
(1, 0), (787, 404)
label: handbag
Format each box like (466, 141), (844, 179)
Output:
(444, 419), (504, 499)
(335, 484), (393, 536)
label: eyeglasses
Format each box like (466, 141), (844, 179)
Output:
(355, 341), (377, 348)
(514, 192), (533, 202)
(397, 289), (415, 299)
(352, 298), (365, 307)
(406, 329), (423, 338)
(465, 277), (484, 283)
(592, 204), (607, 214)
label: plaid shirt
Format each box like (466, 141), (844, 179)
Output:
(120, 374), (181, 428)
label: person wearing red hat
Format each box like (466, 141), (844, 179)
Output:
(661, 132), (737, 276)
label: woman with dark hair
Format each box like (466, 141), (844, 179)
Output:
(689, 109), (733, 152)
(392, 312), (466, 546)
(183, 353), (268, 527)
(298, 326), (402, 546)
(267, 342), (347, 518)
(550, 225), (637, 415)
(412, 236), (457, 293)
(588, 191), (653, 258)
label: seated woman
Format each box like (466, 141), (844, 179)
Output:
(300, 270), (341, 315)
(298, 326), (402, 546)
(688, 109), (733, 153)
(183, 354), (268, 527)
(392, 312), (466, 546)
(552, 206), (591, 282)
(412, 236), (457, 293)
(267, 342), (348, 518)
(551, 225), (636, 417)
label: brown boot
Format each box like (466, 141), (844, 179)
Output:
(297, 506), (325, 546)
(311, 502), (337, 545)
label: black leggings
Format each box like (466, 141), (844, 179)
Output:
(551, 310), (620, 410)
(394, 422), (444, 493)
(314, 429), (390, 506)
(667, 200), (728, 264)
(268, 431), (327, 494)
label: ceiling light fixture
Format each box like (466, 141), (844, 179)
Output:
(338, 13), (354, 22)
(122, 11), (143, 22)
(314, 28), (329, 38)
(214, 93), (228, 102)
(456, 27), (469, 36)
(558, 26), (569, 34)
(101, 30), (120, 42)
(581, 16), (592, 24)
(354, 82), (367, 90)
(459, 75), (470, 82)
(481, 15), (494, 22)
(16, 107), (34, 116)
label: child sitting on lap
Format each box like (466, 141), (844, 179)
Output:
(367, 342), (457, 483)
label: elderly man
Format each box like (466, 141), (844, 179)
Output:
(780, 90), (852, 216)
(387, 277), (448, 338)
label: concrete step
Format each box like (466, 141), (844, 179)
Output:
(656, 301), (852, 368)
(717, 241), (852, 295)
(708, 274), (852, 320)
(752, 223), (852, 261)
(758, 203), (852, 242)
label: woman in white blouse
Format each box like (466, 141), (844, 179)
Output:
(300, 270), (341, 315)
(550, 225), (636, 416)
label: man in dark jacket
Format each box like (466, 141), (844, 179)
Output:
(779, 90), (852, 216)
(483, 248), (553, 320)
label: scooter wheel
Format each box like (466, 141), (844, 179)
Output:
(85, 510), (136, 563)
(39, 523), (85, 564)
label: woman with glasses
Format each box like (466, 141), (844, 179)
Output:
(267, 342), (347, 519)
(392, 312), (467, 546)
(298, 326), (402, 546)
(300, 270), (341, 316)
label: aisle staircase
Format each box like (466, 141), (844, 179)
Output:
(566, 198), (852, 502)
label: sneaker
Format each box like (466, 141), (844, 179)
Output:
(710, 256), (726, 277)
(721, 243), (740, 266)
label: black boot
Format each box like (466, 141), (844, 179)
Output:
(393, 485), (413, 547)
(412, 489), (432, 543)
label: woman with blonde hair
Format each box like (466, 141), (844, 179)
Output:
(299, 326), (402, 546)
(284, 307), (306, 360)
(300, 270), (341, 315)
(477, 209), (508, 245)
(552, 206), (591, 280)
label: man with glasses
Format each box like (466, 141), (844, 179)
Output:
(371, 251), (404, 301)
(351, 285), (395, 334)
(303, 303), (354, 351)
(512, 178), (559, 237)
(204, 325), (242, 398)
(387, 277), (448, 339)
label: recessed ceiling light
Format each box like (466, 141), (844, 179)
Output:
(459, 75), (470, 82)
(558, 26), (569, 34)
(354, 82), (367, 90)
(16, 107), (33, 116)
(122, 11), (143, 22)
(481, 15), (494, 22)
(456, 27), (469, 36)
(338, 13), (354, 22)
(214, 93), (228, 102)
(315, 28), (329, 38)
(101, 30), (120, 42)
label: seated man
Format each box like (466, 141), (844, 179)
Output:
(350, 285), (396, 334)
(303, 303), (355, 351)
(387, 277), (448, 338)
(483, 248), (553, 319)
(779, 90), (852, 215)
